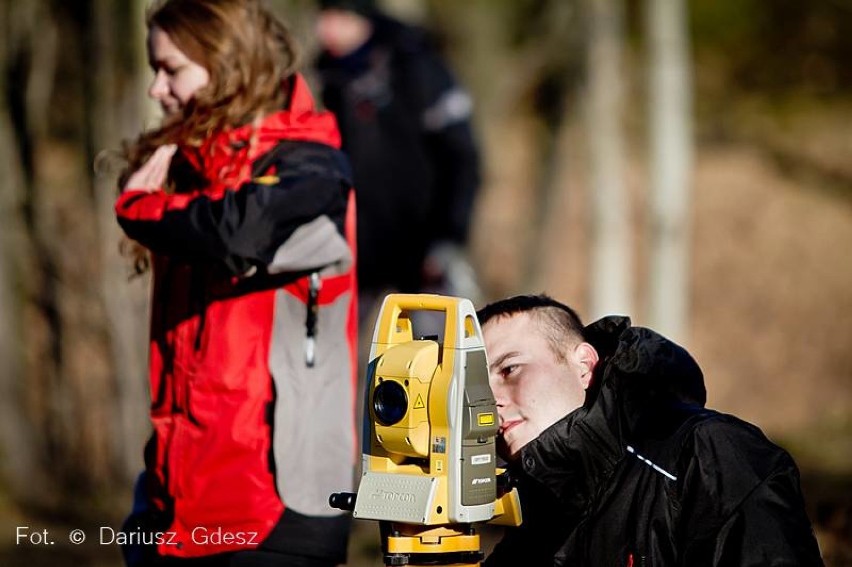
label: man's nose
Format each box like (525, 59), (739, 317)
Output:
(489, 380), (507, 409)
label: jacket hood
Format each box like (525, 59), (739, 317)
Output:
(181, 74), (341, 188)
(583, 316), (706, 431)
(517, 316), (706, 513)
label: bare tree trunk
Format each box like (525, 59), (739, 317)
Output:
(585, 0), (632, 318)
(90, 0), (155, 483)
(645, 0), (693, 341)
(517, 2), (584, 292)
(1, 0), (69, 506)
(429, 0), (585, 299)
(429, 0), (541, 298)
(0, 0), (43, 501)
(1, 0), (154, 509)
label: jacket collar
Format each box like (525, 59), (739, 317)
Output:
(516, 316), (706, 513)
(181, 74), (341, 187)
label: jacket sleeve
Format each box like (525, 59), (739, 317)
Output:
(409, 49), (480, 245)
(115, 143), (353, 276)
(484, 529), (551, 567)
(484, 465), (578, 567)
(678, 418), (824, 566)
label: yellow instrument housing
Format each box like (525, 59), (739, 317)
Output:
(372, 341), (437, 458)
(355, 294), (519, 530)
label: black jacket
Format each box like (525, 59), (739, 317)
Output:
(485, 317), (824, 566)
(317, 13), (480, 292)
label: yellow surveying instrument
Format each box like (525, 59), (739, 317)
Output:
(330, 294), (521, 567)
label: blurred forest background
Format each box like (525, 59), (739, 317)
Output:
(1, 0), (851, 565)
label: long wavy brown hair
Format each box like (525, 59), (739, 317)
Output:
(121, 0), (300, 274)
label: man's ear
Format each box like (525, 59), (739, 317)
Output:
(575, 342), (599, 389)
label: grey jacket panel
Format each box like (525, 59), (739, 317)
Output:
(270, 289), (356, 517)
(268, 215), (353, 275)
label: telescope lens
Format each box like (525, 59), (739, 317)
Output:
(373, 381), (408, 426)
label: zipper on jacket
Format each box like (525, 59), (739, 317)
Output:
(305, 271), (321, 367)
(192, 265), (208, 352)
(182, 263), (203, 425)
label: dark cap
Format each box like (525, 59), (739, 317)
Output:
(318, 0), (376, 17)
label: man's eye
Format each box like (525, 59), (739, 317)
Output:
(501, 365), (518, 378)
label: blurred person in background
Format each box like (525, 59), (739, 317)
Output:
(478, 294), (824, 566)
(114, 0), (357, 565)
(314, 0), (482, 330)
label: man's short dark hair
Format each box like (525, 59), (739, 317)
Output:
(476, 294), (586, 363)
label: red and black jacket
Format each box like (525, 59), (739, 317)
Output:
(115, 75), (357, 561)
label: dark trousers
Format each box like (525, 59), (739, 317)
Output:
(123, 506), (350, 567)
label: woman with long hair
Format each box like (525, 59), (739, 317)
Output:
(115, 1), (357, 565)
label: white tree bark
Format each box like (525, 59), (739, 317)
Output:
(646, 0), (694, 341)
(586, 0), (632, 319)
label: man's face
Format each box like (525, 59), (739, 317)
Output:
(315, 9), (372, 58)
(483, 312), (594, 460)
